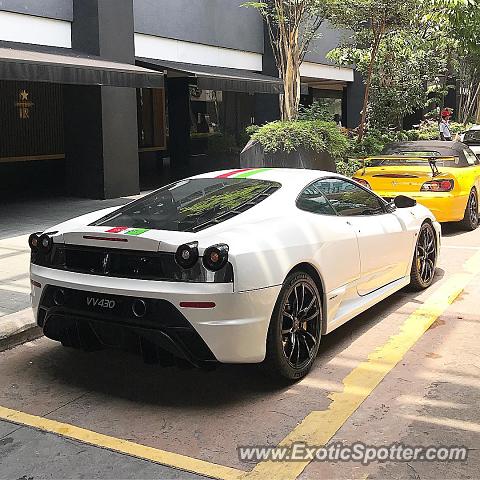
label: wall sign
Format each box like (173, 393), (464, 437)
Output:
(15, 90), (34, 119)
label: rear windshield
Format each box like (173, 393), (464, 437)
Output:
(91, 178), (281, 232)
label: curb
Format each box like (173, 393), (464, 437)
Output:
(0, 308), (43, 352)
(0, 326), (43, 352)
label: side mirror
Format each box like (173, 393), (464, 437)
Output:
(394, 195), (417, 209)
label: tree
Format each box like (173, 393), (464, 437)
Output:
(368, 32), (447, 129)
(243, 1), (328, 120)
(359, 15), (454, 130)
(327, 0), (419, 139)
(427, 0), (480, 123)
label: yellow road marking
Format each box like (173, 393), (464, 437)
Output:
(0, 405), (244, 480)
(244, 250), (480, 480)
(1, 251), (479, 480)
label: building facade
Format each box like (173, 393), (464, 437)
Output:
(0, 0), (362, 199)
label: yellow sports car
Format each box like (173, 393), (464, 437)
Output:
(353, 141), (480, 230)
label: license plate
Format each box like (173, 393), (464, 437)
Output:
(85, 295), (117, 311)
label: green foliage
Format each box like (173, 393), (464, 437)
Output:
(370, 32), (450, 129)
(349, 132), (385, 158)
(335, 158), (367, 177)
(342, 121), (470, 163)
(325, 0), (467, 130)
(250, 120), (350, 160)
(298, 101), (331, 120)
(246, 119), (472, 177)
(416, 124), (439, 140)
(426, 0), (480, 52)
(326, 0), (424, 135)
(428, 0), (480, 123)
(245, 124), (260, 136)
(327, 0), (417, 34)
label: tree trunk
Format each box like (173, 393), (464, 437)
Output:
(358, 33), (382, 141)
(279, 38), (302, 121)
(476, 88), (480, 124)
(464, 82), (480, 124)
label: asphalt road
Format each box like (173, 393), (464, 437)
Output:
(1, 222), (479, 480)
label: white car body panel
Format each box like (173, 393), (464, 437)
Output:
(469, 145), (480, 156)
(30, 168), (441, 364)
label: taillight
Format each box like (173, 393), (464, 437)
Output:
(203, 244), (229, 271)
(29, 233), (40, 252)
(420, 179), (454, 192)
(353, 177), (371, 190)
(175, 242), (199, 269)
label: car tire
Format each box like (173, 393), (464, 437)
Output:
(460, 188), (479, 231)
(409, 222), (438, 291)
(264, 271), (322, 381)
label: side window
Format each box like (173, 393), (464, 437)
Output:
(464, 149), (479, 166)
(316, 178), (386, 217)
(297, 180), (337, 216)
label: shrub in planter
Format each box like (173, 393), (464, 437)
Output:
(241, 120), (350, 172)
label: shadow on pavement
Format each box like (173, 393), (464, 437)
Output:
(26, 285), (428, 410)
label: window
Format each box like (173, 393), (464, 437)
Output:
(464, 149), (479, 166)
(137, 88), (166, 150)
(297, 180), (337, 215)
(463, 130), (480, 144)
(92, 178), (281, 233)
(189, 88), (255, 157)
(313, 178), (386, 217)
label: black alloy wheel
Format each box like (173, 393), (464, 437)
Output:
(460, 188), (479, 231)
(265, 272), (322, 380)
(409, 222), (437, 291)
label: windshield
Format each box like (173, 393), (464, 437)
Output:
(91, 178), (281, 233)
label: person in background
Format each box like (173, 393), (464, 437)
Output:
(439, 109), (453, 141)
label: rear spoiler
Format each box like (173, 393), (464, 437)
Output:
(363, 155), (457, 178)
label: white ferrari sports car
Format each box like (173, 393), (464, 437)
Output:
(29, 168), (441, 380)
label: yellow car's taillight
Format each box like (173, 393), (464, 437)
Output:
(420, 179), (454, 192)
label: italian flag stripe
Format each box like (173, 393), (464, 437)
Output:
(106, 227), (129, 234)
(216, 168), (272, 179)
(125, 228), (150, 236)
(216, 168), (252, 178)
(234, 168), (272, 178)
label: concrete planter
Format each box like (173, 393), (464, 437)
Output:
(239, 140), (337, 173)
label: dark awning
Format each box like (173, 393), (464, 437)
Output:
(137, 58), (284, 94)
(0, 47), (164, 88)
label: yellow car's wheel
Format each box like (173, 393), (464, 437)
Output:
(460, 188), (479, 231)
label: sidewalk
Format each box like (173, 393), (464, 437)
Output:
(0, 195), (138, 351)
